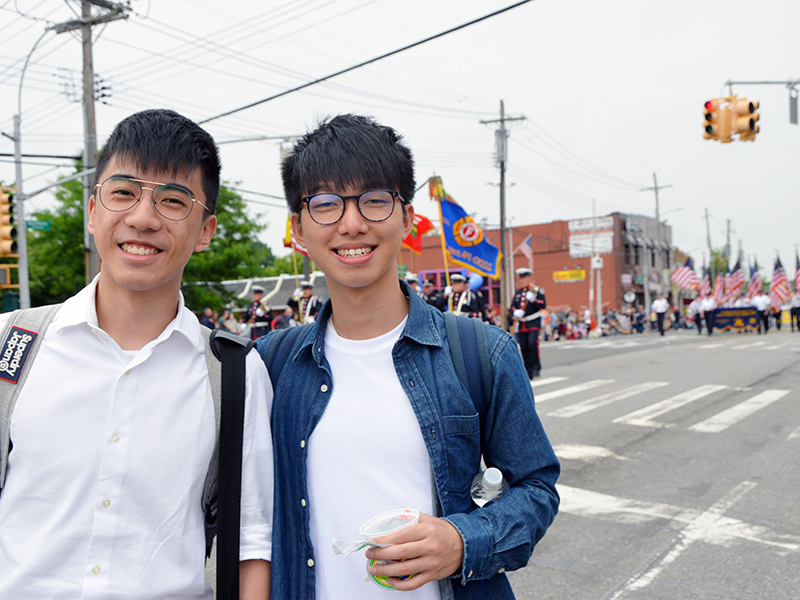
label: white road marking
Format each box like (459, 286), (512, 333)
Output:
(762, 341), (789, 351)
(689, 389), (791, 433)
(788, 425), (800, 440)
(605, 482), (763, 598)
(534, 379), (614, 403)
(699, 343), (724, 349)
(613, 385), (728, 428)
(552, 444), (630, 462)
(530, 376), (568, 388)
(732, 341), (768, 350)
(548, 382), (669, 418)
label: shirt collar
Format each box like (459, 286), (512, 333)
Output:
(51, 275), (203, 352)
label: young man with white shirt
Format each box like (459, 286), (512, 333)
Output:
(261, 114), (559, 599)
(0, 109), (272, 600)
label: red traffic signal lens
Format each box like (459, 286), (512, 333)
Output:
(704, 100), (716, 111)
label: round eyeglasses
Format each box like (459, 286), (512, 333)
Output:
(301, 190), (404, 225)
(95, 176), (211, 222)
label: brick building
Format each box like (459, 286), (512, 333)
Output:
(399, 212), (675, 312)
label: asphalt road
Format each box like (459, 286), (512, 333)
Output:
(508, 327), (800, 600)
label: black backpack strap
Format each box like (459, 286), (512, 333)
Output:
(443, 312), (492, 425)
(209, 329), (255, 600)
(257, 324), (309, 390)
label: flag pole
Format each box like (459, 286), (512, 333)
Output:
(291, 250), (304, 323)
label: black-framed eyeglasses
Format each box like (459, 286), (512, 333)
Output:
(301, 190), (404, 225)
(95, 176), (211, 222)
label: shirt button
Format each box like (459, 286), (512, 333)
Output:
(300, 440), (306, 448)
(301, 498), (307, 507)
(320, 384), (328, 393)
(498, 568), (505, 573)
(102, 499), (111, 508)
(112, 434), (120, 442)
(307, 559), (314, 568)
(467, 570), (473, 578)
(124, 370), (131, 376)
(92, 566), (101, 575)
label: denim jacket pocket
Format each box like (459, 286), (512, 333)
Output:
(441, 413), (481, 500)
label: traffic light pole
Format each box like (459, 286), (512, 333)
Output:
(12, 115), (31, 309)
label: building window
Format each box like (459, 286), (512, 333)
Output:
(650, 249), (656, 268)
(634, 245), (641, 266)
(624, 244), (631, 265)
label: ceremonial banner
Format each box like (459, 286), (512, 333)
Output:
(401, 213), (434, 254)
(431, 178), (502, 278)
(713, 307), (759, 332)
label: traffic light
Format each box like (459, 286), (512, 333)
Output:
(731, 97), (760, 141)
(703, 98), (732, 142)
(703, 99), (720, 140)
(0, 188), (18, 257)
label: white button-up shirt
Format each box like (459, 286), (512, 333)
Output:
(0, 279), (273, 600)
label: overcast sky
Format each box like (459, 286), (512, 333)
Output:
(2, 0), (798, 279)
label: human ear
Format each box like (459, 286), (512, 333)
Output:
(194, 214), (217, 252)
(290, 212), (305, 248)
(402, 203), (415, 239)
(88, 196), (96, 235)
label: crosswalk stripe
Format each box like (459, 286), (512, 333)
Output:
(548, 382), (670, 418)
(699, 343), (724, 349)
(689, 389), (790, 433)
(531, 376), (569, 388)
(732, 341), (768, 350)
(613, 384), (728, 428)
(535, 379), (614, 403)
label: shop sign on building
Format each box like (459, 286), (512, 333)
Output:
(621, 273), (632, 288)
(568, 216), (614, 258)
(553, 269), (587, 283)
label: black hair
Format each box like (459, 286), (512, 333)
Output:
(281, 114), (416, 214)
(95, 109), (221, 215)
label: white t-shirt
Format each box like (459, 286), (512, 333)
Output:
(752, 294), (771, 311)
(307, 318), (440, 600)
(0, 278), (274, 600)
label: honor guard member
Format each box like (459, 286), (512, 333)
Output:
(404, 273), (422, 296)
(446, 273), (481, 318)
(752, 291), (771, 334)
(510, 268), (546, 379)
(421, 279), (443, 310)
(790, 291), (800, 332)
(699, 294), (718, 336)
(242, 284), (272, 339)
(289, 281), (322, 324)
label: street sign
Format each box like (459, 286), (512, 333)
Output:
(26, 220), (51, 231)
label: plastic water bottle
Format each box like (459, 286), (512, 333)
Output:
(470, 467), (509, 507)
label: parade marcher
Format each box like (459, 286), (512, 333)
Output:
(404, 273), (422, 296)
(0, 109), (273, 599)
(688, 296), (703, 334)
(421, 279), (443, 310)
(445, 273), (482, 318)
(242, 284), (272, 339)
(510, 267), (547, 379)
(650, 293), (670, 336)
(752, 291), (771, 334)
(261, 114), (559, 599)
(699, 294), (718, 335)
(790, 291), (800, 332)
(288, 280), (323, 324)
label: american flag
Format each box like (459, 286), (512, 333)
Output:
(727, 259), (745, 300)
(770, 256), (790, 310)
(712, 269), (725, 303)
(670, 258), (700, 290)
(699, 268), (711, 297)
(515, 235), (534, 271)
(796, 250), (800, 292)
(746, 260), (762, 300)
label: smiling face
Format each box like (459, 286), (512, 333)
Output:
(291, 183), (413, 298)
(88, 155), (217, 300)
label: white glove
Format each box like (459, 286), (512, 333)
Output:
(513, 309), (525, 319)
(444, 286), (453, 296)
(306, 316), (316, 323)
(255, 307), (266, 317)
(293, 288), (301, 297)
(525, 291), (535, 302)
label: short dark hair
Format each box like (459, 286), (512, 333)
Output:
(95, 109), (221, 214)
(281, 114), (415, 214)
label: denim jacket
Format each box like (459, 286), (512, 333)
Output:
(259, 281), (560, 599)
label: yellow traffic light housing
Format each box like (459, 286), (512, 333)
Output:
(0, 188), (18, 257)
(732, 98), (760, 141)
(703, 99), (720, 140)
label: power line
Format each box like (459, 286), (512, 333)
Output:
(199, 0), (536, 124)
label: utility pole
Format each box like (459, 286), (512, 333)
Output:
(725, 219), (731, 261)
(641, 173), (672, 297)
(704, 208), (713, 256)
(10, 117), (30, 309)
(480, 100), (525, 327)
(52, 0), (129, 283)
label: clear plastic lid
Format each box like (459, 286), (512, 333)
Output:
(359, 508), (420, 540)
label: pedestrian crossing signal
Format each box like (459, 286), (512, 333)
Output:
(0, 188), (18, 257)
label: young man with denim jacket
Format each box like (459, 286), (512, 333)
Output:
(261, 114), (559, 599)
